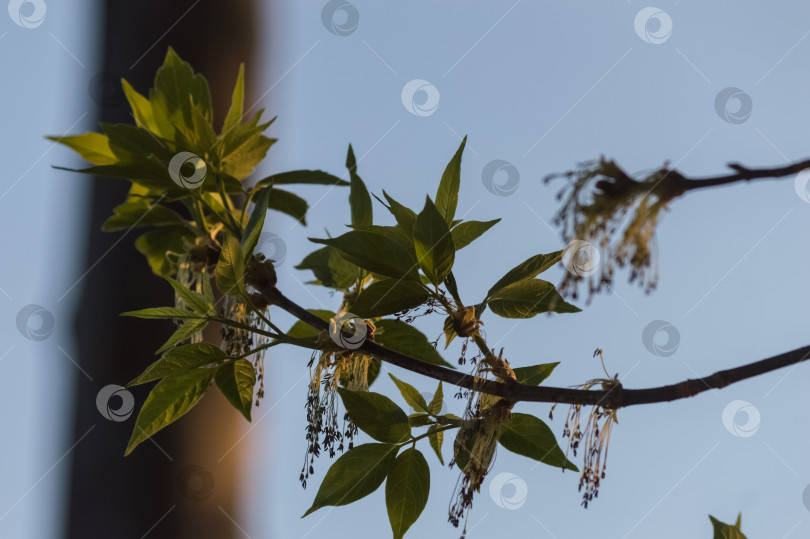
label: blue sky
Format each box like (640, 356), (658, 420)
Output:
(2, 1), (810, 538)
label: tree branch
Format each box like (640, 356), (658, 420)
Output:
(266, 288), (810, 409)
(681, 158), (810, 191)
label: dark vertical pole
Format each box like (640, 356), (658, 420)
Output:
(65, 2), (259, 538)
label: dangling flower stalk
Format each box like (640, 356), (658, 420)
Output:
(560, 349), (620, 507)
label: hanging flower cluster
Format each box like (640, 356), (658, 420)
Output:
(546, 158), (688, 300)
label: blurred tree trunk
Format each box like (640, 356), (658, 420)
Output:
(65, 1), (259, 538)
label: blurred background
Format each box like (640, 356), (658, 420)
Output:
(1, 1), (809, 537)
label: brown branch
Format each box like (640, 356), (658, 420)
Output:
(266, 288), (810, 409)
(681, 158), (810, 191)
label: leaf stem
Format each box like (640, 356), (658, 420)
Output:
(402, 423), (458, 446)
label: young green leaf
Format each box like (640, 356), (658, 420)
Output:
(102, 198), (184, 232)
(435, 137), (466, 224)
(350, 279), (429, 318)
(450, 219), (500, 250)
(388, 374), (429, 412)
(413, 197), (455, 286)
(156, 317), (208, 354)
(310, 231), (418, 280)
(165, 277), (211, 314)
(499, 413), (578, 471)
(220, 127), (277, 180)
(254, 169), (349, 187)
(286, 310), (335, 340)
(347, 145), (373, 227)
(215, 359), (256, 421)
(337, 388), (411, 444)
(134, 226), (195, 276)
(302, 443), (397, 517)
(46, 132), (117, 165)
(427, 425), (444, 465)
(121, 307), (204, 320)
(129, 343), (228, 386)
(442, 316), (456, 349)
(486, 251), (563, 299)
(215, 234), (247, 296)
(201, 269), (214, 303)
(374, 320), (454, 368)
(367, 357), (382, 387)
(709, 514), (747, 539)
(428, 381), (443, 415)
(408, 414), (433, 428)
(296, 246), (358, 290)
(125, 367), (214, 455)
(380, 190), (418, 237)
(488, 279), (580, 318)
(241, 186), (272, 257)
(152, 47), (212, 140)
(221, 63), (245, 136)
(268, 188), (308, 225)
(121, 80), (165, 137)
(512, 362), (560, 386)
(385, 448), (430, 539)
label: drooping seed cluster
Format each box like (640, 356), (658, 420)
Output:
(448, 357), (515, 538)
(299, 343), (372, 488)
(558, 350), (620, 508)
(220, 297), (270, 405)
(562, 400), (618, 508)
(546, 158), (687, 301)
